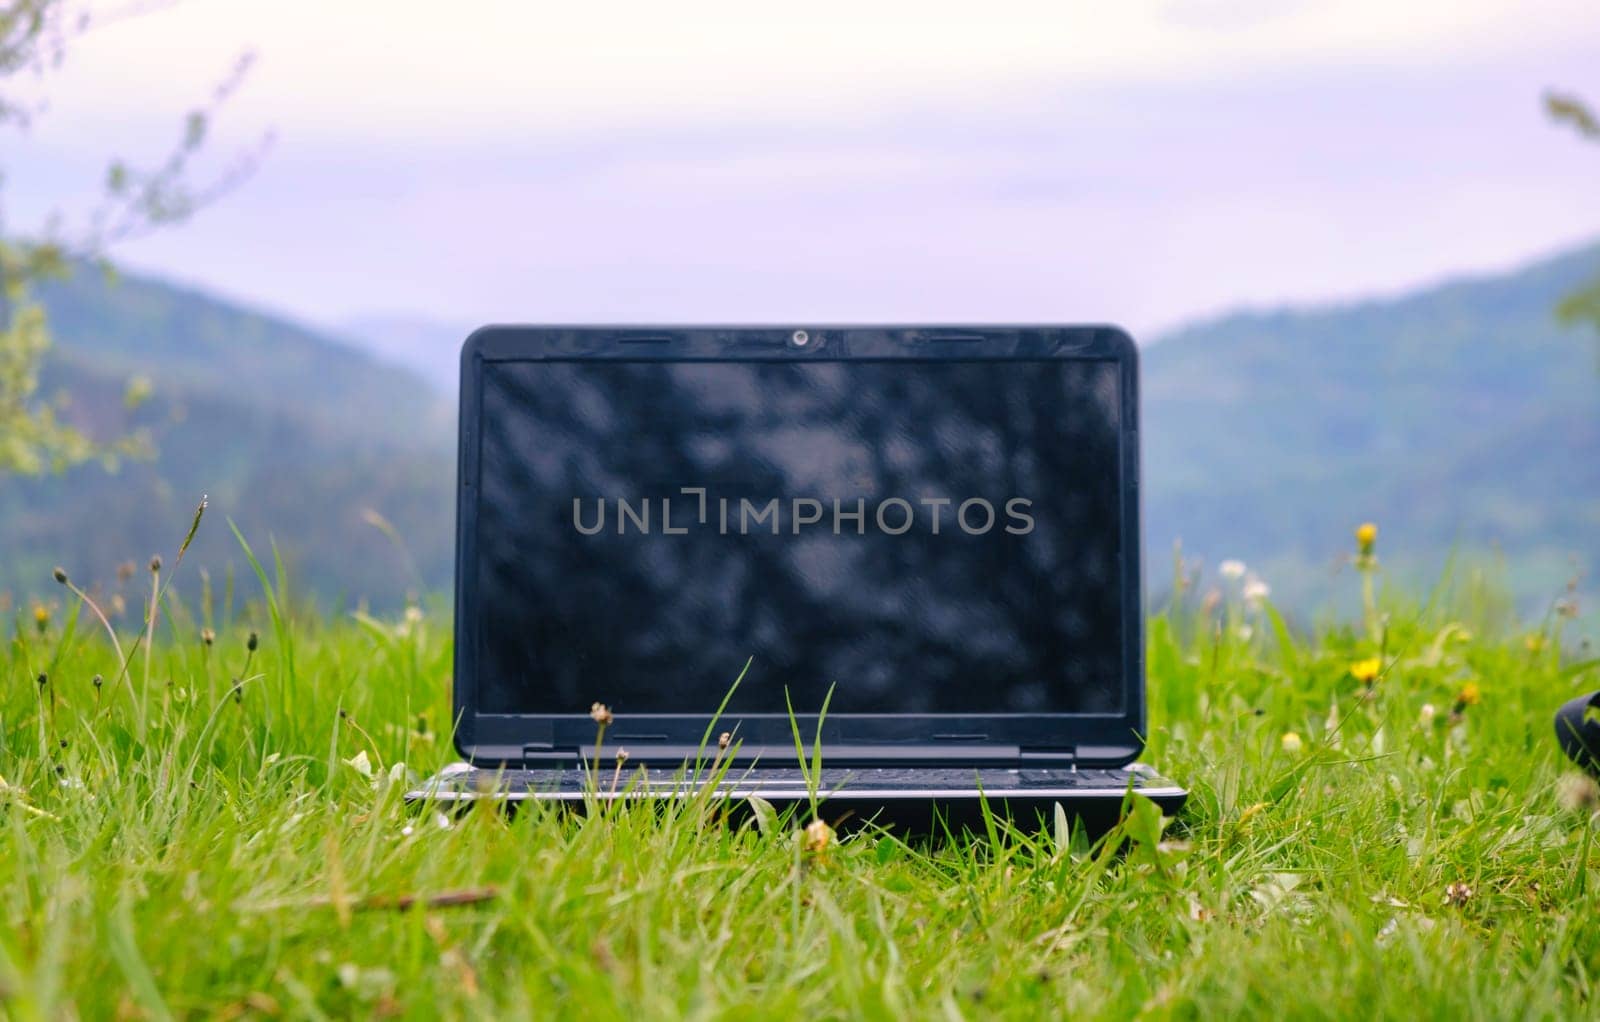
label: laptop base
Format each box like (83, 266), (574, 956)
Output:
(406, 761), (1187, 835)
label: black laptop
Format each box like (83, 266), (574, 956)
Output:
(410, 325), (1186, 829)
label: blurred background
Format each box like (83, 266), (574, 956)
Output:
(2, 0), (1597, 620)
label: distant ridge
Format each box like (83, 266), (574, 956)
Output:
(1, 265), (455, 604)
(3, 241), (1597, 610)
(1143, 238), (1600, 609)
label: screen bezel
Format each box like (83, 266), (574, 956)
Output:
(453, 326), (1146, 766)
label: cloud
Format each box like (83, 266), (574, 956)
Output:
(34, 0), (1600, 142)
(6, 0), (1598, 338)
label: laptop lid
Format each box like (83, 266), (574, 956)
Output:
(453, 326), (1145, 767)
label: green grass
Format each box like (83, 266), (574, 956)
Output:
(4, 553), (1600, 1020)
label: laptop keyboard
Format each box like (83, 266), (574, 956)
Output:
(432, 765), (1149, 795)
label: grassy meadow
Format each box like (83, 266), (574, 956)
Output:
(3, 526), (1600, 1020)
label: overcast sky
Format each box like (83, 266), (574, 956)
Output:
(5, 0), (1599, 342)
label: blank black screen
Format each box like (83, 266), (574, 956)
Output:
(473, 359), (1125, 714)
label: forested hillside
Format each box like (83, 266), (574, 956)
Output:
(1143, 241), (1600, 609)
(4, 242), (1597, 613)
(2, 268), (454, 605)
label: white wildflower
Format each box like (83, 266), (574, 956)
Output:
(344, 750), (373, 779)
(396, 604), (425, 638)
(1418, 704), (1436, 728)
(1219, 560), (1247, 581)
(1375, 917), (1399, 946)
(1557, 772), (1600, 813)
(1242, 575), (1271, 609)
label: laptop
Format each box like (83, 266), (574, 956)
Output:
(410, 325), (1186, 831)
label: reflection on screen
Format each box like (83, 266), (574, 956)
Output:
(473, 360), (1125, 714)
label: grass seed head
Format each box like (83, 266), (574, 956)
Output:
(201, 628), (215, 647)
(803, 818), (835, 854)
(52, 566), (68, 585)
(247, 631), (259, 652)
(718, 731), (732, 751)
(149, 555), (162, 574)
(589, 702), (613, 726)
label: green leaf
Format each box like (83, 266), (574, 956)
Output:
(1124, 792), (1166, 852)
(107, 899), (174, 1022)
(1264, 604), (1299, 674)
(747, 795), (778, 837)
(183, 110), (207, 149)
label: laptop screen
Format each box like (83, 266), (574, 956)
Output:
(472, 357), (1127, 716)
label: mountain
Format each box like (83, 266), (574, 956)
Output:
(2, 267), (456, 607)
(3, 242), (1597, 615)
(1142, 241), (1600, 610)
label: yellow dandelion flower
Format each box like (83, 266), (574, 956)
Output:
(1355, 522), (1378, 554)
(1524, 633), (1546, 653)
(32, 605), (49, 634)
(1348, 657), (1383, 685)
(1280, 732), (1304, 754)
(1456, 682), (1481, 707)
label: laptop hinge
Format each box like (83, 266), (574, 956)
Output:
(568, 743), (1028, 767)
(521, 746), (580, 765)
(521, 744), (1076, 767)
(1018, 748), (1078, 766)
